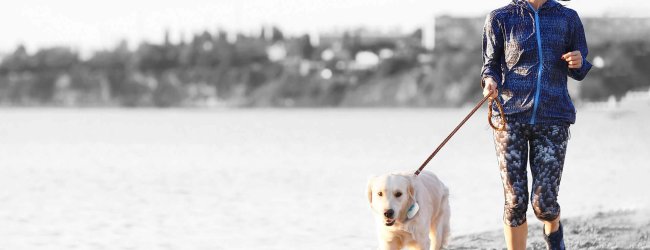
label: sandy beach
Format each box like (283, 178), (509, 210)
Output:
(450, 209), (650, 249)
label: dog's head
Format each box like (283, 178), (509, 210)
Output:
(367, 174), (415, 226)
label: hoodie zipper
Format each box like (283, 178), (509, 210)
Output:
(527, 2), (543, 125)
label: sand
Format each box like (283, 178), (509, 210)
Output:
(450, 209), (650, 249)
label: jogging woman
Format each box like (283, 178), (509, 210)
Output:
(481, 0), (592, 249)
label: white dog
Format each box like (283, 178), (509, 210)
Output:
(367, 170), (450, 250)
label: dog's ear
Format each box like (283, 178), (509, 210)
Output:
(366, 176), (375, 204)
(405, 176), (420, 220)
(398, 175), (417, 222)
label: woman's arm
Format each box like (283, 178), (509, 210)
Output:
(566, 11), (592, 81)
(481, 12), (505, 89)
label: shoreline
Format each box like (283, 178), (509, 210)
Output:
(448, 209), (650, 249)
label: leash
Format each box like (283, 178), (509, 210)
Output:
(413, 91), (506, 176)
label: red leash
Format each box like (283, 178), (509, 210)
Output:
(414, 91), (506, 176)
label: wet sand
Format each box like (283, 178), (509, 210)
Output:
(449, 209), (650, 249)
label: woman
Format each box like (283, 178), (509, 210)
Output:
(481, 0), (591, 249)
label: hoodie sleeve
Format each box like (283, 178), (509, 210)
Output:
(481, 12), (504, 88)
(567, 11), (592, 81)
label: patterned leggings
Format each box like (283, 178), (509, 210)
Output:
(493, 122), (570, 227)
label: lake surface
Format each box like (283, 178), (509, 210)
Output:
(0, 108), (648, 249)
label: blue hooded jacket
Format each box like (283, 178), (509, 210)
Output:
(481, 0), (592, 125)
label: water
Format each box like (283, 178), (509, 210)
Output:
(0, 108), (648, 249)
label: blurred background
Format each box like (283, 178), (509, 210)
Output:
(0, 1), (649, 249)
(1, 0), (649, 107)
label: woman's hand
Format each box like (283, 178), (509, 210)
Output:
(562, 51), (583, 69)
(483, 77), (498, 99)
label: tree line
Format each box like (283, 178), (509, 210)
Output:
(1, 17), (648, 107)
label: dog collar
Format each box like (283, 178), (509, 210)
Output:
(406, 202), (419, 219)
(406, 192), (419, 220)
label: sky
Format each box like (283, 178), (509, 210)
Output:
(1, 0), (649, 54)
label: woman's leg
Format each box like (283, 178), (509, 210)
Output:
(529, 124), (570, 249)
(543, 217), (561, 235)
(494, 122), (531, 250)
(503, 221), (527, 250)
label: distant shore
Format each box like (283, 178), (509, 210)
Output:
(448, 209), (650, 249)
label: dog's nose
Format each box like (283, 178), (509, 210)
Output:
(384, 209), (394, 218)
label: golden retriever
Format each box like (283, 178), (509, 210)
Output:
(367, 170), (450, 250)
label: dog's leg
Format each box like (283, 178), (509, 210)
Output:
(429, 211), (443, 249)
(430, 191), (451, 250)
(429, 222), (441, 250)
(406, 237), (430, 250)
(439, 191), (451, 248)
(379, 240), (401, 250)
(431, 220), (447, 250)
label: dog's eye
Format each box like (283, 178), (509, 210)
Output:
(377, 192), (383, 197)
(395, 192), (402, 198)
